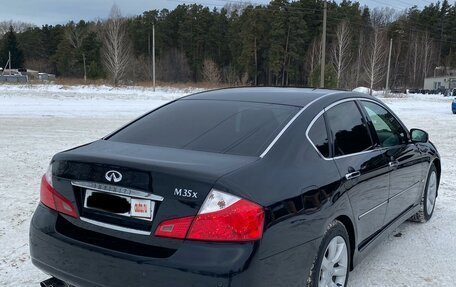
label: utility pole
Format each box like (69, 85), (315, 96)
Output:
(320, 0), (327, 88)
(385, 38), (393, 96)
(9, 51), (11, 75)
(152, 24), (156, 92)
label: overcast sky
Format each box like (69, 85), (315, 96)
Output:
(0, 0), (437, 26)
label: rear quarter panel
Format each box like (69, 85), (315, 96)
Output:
(216, 95), (357, 260)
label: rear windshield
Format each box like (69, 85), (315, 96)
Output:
(108, 99), (299, 156)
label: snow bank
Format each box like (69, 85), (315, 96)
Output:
(353, 86), (386, 96)
(0, 84), (203, 117)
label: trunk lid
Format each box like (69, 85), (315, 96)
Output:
(51, 140), (258, 253)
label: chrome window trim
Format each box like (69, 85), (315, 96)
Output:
(259, 106), (306, 158)
(71, 180), (164, 201)
(80, 217), (152, 235)
(260, 91), (346, 158)
(324, 98), (358, 111)
(305, 97), (405, 161)
(305, 109), (331, 160)
(333, 149), (383, 160)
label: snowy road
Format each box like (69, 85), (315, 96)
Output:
(1, 85), (455, 286)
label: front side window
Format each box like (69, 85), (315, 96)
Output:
(308, 115), (330, 158)
(326, 101), (373, 156)
(108, 100), (299, 156)
(361, 101), (407, 147)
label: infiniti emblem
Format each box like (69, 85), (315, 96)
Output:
(105, 170), (122, 183)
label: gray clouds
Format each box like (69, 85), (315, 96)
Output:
(0, 0), (433, 26)
(0, 0), (178, 25)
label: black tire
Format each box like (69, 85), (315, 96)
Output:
(410, 164), (438, 223)
(307, 220), (350, 287)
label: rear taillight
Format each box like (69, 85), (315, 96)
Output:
(155, 190), (264, 242)
(40, 165), (78, 218)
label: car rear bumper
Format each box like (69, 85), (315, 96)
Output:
(30, 205), (319, 287)
(452, 102), (456, 113)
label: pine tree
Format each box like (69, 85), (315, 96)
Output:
(0, 26), (24, 69)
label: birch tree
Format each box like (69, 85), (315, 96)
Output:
(305, 36), (321, 85)
(409, 32), (420, 87)
(67, 23), (87, 82)
(422, 31), (434, 80)
(0, 21), (34, 37)
(354, 31), (364, 88)
(363, 28), (387, 95)
(202, 59), (222, 84)
(331, 21), (351, 88)
(102, 5), (132, 86)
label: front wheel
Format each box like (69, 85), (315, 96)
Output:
(307, 220), (350, 287)
(410, 164), (438, 222)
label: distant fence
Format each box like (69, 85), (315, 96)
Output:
(0, 75), (28, 83)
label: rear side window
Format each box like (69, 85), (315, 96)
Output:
(326, 101), (373, 156)
(109, 100), (299, 156)
(308, 115), (330, 158)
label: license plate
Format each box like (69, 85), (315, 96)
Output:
(84, 190), (154, 221)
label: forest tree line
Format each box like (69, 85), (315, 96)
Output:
(1, 0), (456, 90)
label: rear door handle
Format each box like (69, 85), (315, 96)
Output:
(345, 171), (361, 180)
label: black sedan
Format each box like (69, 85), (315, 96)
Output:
(30, 88), (440, 287)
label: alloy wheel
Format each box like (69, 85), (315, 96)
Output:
(426, 171), (437, 216)
(318, 236), (348, 287)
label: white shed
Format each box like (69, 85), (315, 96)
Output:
(424, 76), (456, 90)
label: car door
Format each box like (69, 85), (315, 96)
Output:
(359, 100), (425, 223)
(325, 100), (390, 244)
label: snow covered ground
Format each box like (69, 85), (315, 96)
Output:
(1, 84), (455, 286)
(0, 84), (202, 117)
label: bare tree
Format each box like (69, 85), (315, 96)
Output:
(354, 31), (365, 88)
(363, 28), (387, 95)
(67, 23), (88, 82)
(422, 31), (434, 80)
(409, 32), (420, 88)
(202, 59), (222, 84)
(102, 5), (132, 86)
(222, 64), (239, 86)
(371, 7), (398, 26)
(405, 31), (435, 88)
(391, 39), (403, 89)
(305, 36), (321, 85)
(331, 21), (351, 88)
(223, 2), (251, 16)
(0, 20), (34, 37)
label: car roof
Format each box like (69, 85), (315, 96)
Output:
(183, 87), (364, 107)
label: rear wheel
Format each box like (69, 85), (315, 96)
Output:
(307, 220), (350, 287)
(410, 164), (438, 223)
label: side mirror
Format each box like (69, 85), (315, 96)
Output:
(410, 129), (429, 143)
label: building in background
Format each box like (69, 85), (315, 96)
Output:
(0, 68), (55, 82)
(424, 76), (456, 91)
